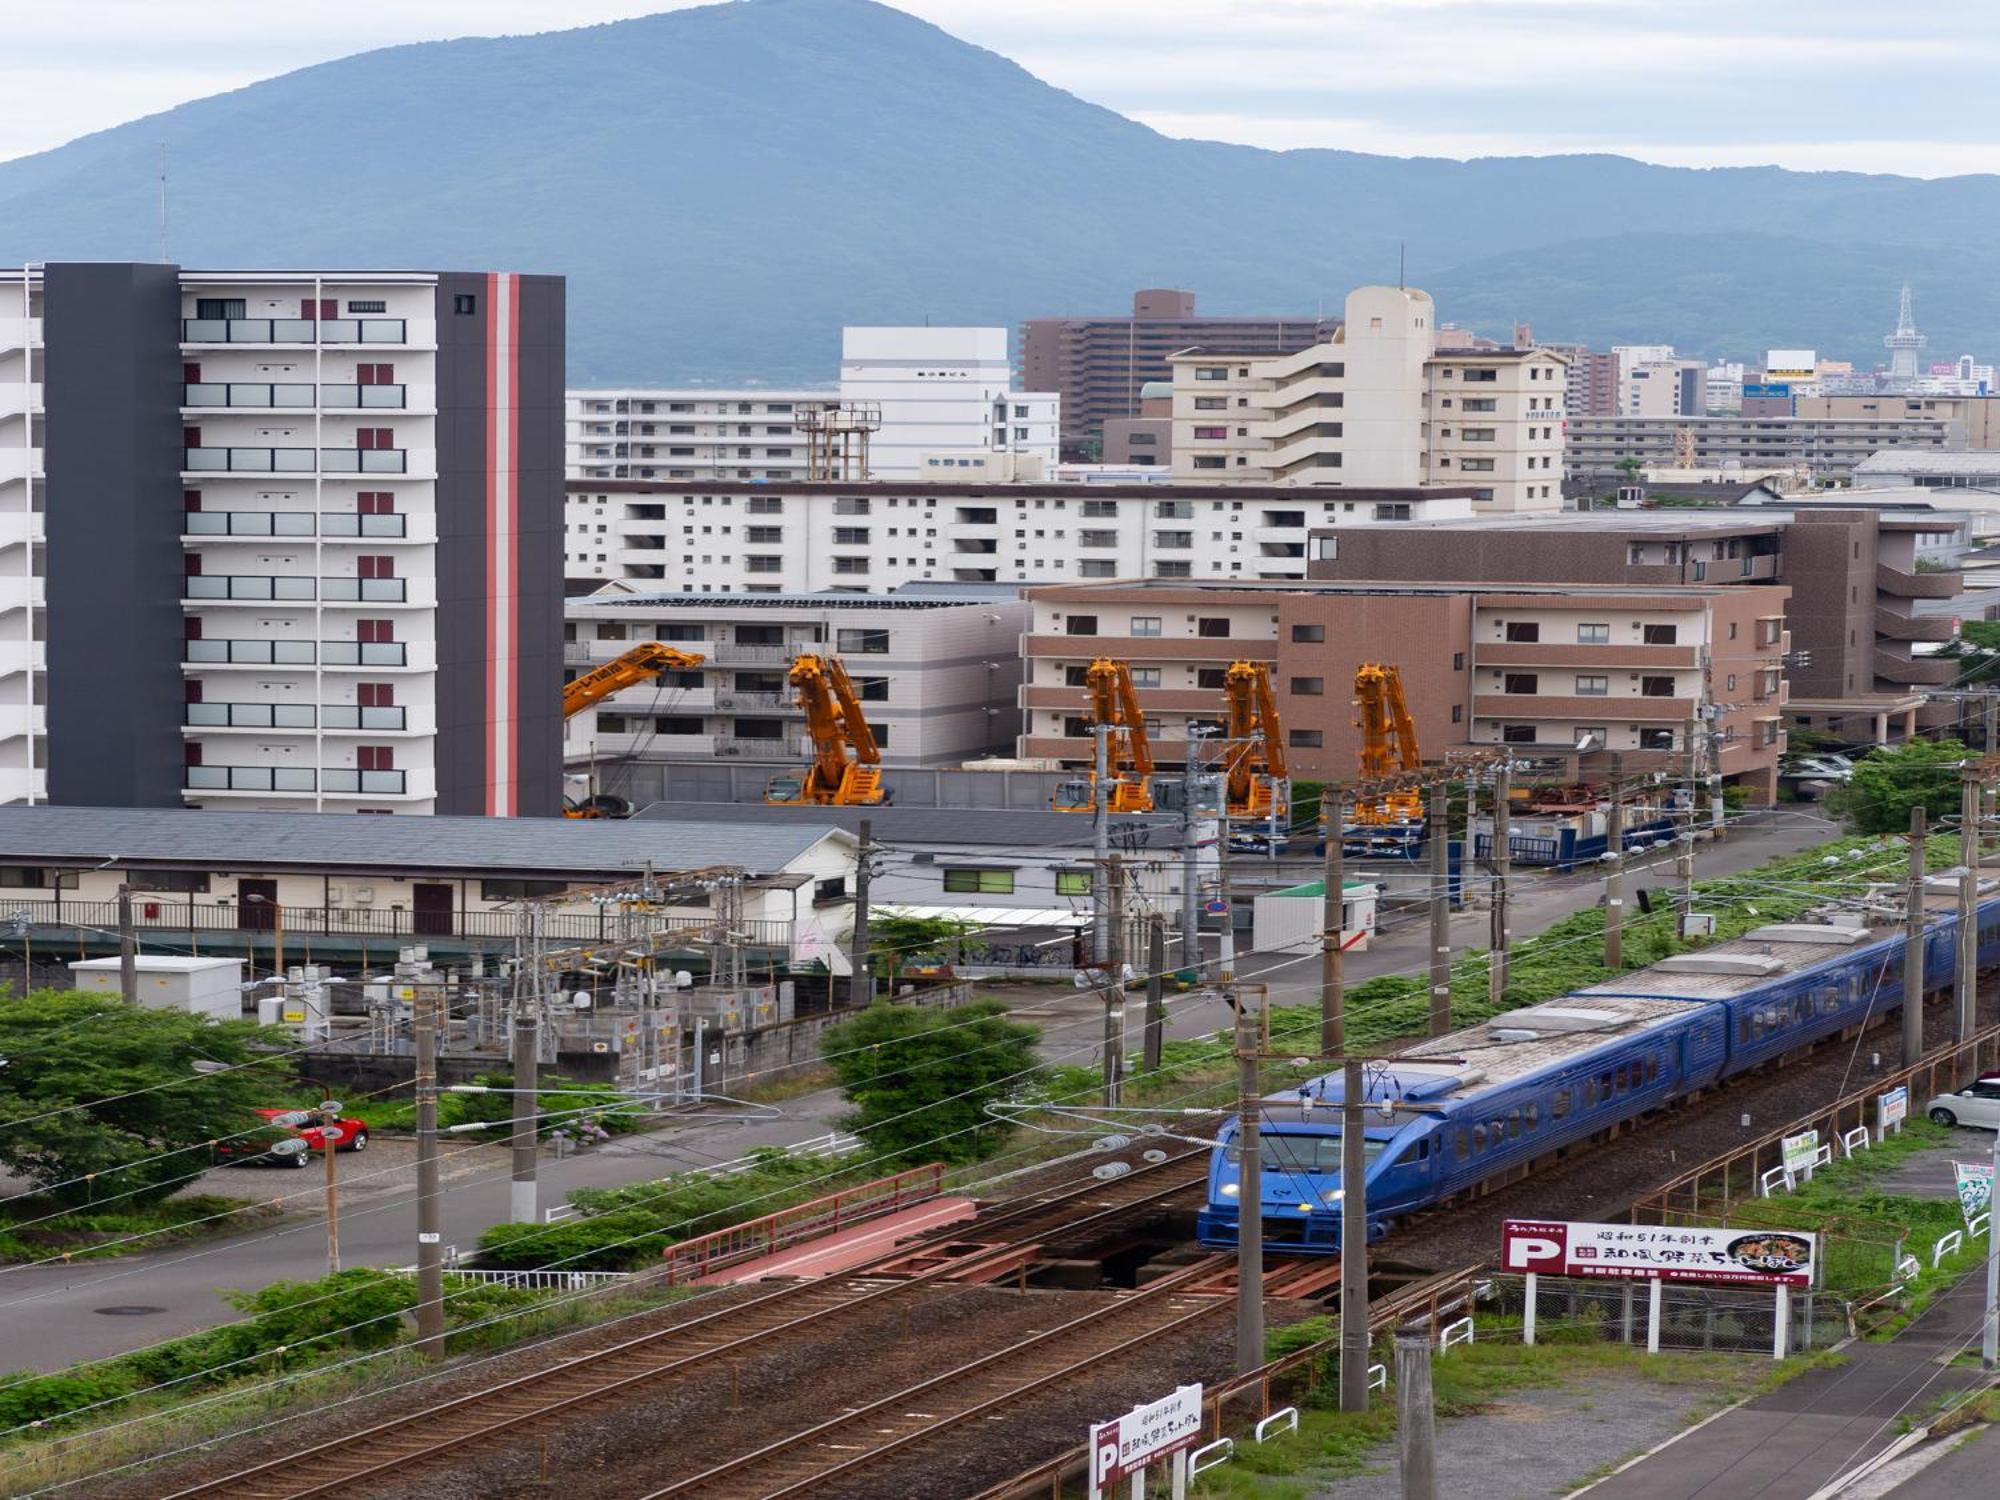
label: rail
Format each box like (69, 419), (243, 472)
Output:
(1631, 1021), (2000, 1222)
(658, 1164), (945, 1284)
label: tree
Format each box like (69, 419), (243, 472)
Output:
(0, 989), (286, 1206)
(865, 912), (973, 985)
(1829, 738), (1970, 834)
(1940, 620), (2000, 687)
(819, 1000), (1040, 1163)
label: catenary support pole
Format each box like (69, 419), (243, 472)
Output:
(117, 883), (137, 1006)
(1093, 727), (1111, 966)
(510, 943), (540, 1227)
(1984, 1120), (1999, 1370)
(849, 818), (873, 1009)
(1103, 852), (1125, 1107)
(414, 982), (445, 1357)
(1321, 793), (1345, 1055)
(1679, 716), (1700, 917)
(1906, 805), (1928, 1067)
(1340, 1056), (1370, 1412)
(1179, 743), (1201, 976)
(321, 1099), (340, 1275)
(1958, 769), (1979, 1047)
(1488, 762), (1512, 1004)
(1395, 1331), (1438, 1500)
(1605, 753), (1625, 970)
(1428, 783), (1451, 1036)
(1233, 990), (1263, 1375)
(1145, 912), (1165, 1071)
(1985, 694), (1999, 756)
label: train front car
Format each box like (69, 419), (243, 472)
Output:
(1196, 1067), (1455, 1255)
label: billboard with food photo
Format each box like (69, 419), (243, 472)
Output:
(1502, 1218), (1817, 1287)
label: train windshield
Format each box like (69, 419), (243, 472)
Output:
(1226, 1132), (1389, 1173)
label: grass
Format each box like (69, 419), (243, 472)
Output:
(0, 1193), (276, 1265)
(1185, 1340), (1828, 1498)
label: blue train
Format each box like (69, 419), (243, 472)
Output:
(1197, 893), (2000, 1254)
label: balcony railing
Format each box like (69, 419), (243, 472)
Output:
(322, 578), (409, 603)
(319, 384), (407, 409)
(185, 639), (316, 665)
(715, 691), (794, 711)
(183, 511), (409, 539)
(181, 317), (408, 344)
(185, 575), (316, 602)
(185, 765), (319, 792)
(322, 642), (409, 667)
(185, 702), (317, 729)
(185, 447), (407, 475)
(322, 768), (408, 794)
(183, 382), (314, 408)
(321, 705), (408, 730)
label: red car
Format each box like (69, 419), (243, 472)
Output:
(218, 1107), (370, 1168)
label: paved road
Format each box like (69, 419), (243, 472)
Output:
(0, 811), (1834, 1374)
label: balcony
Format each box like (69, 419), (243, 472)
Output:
(1875, 649), (1959, 687)
(1472, 693), (1695, 721)
(1474, 642), (1702, 669)
(322, 705), (412, 731)
(1876, 563), (1963, 600)
(183, 511), (411, 540)
(322, 578), (411, 603)
(319, 384), (408, 410)
(183, 382), (314, 409)
(184, 447), (407, 475)
(1875, 606), (1956, 643)
(322, 768), (408, 794)
(186, 702), (317, 729)
(185, 765), (319, 793)
(713, 734), (814, 758)
(185, 639), (316, 666)
(706, 642), (800, 666)
(714, 690), (795, 712)
(180, 317), (408, 345)
(322, 642), (410, 667)
(185, 575), (316, 603)
(563, 641), (594, 666)
(0, 317), (42, 353)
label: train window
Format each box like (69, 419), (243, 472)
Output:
(1628, 1061), (1644, 1089)
(1472, 1124), (1486, 1152)
(1645, 1056), (1659, 1084)
(1552, 1089), (1570, 1119)
(1525, 1101), (1540, 1128)
(1603, 1071), (1618, 1097)
(1490, 1118), (1504, 1146)
(1455, 1129), (1468, 1162)
(1507, 1110), (1521, 1140)
(1737, 1015), (1750, 1044)
(1583, 1079), (1597, 1108)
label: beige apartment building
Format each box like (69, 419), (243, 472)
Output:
(1016, 579), (1789, 800)
(1167, 286), (1567, 512)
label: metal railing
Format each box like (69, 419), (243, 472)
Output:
(185, 765), (318, 792)
(322, 705), (408, 730)
(658, 1164), (942, 1284)
(320, 513), (409, 538)
(322, 577), (409, 603)
(319, 448), (408, 474)
(185, 702), (317, 729)
(319, 384), (407, 409)
(183, 382), (314, 408)
(184, 446), (407, 475)
(181, 317), (408, 344)
(184, 639), (317, 665)
(185, 575), (317, 602)
(322, 642), (409, 667)
(322, 768), (408, 794)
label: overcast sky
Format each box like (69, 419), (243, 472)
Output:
(3, 0), (1993, 177)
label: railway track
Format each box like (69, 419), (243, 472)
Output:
(159, 1150), (1210, 1500)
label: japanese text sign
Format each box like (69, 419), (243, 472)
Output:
(1089, 1382), (1203, 1487)
(1502, 1218), (1817, 1287)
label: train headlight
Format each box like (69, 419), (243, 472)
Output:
(1220, 1183), (1239, 1197)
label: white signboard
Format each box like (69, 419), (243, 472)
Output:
(1954, 1162), (1993, 1227)
(1089, 1382), (1203, 1491)
(1877, 1086), (1908, 1135)
(1503, 1218), (1817, 1287)
(1781, 1130), (1820, 1176)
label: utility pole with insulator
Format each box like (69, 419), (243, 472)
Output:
(1144, 911), (1165, 1071)
(1102, 851), (1125, 1106)
(1958, 767), (1980, 1046)
(413, 975), (445, 1358)
(1396, 1330), (1439, 1500)
(117, 882), (137, 1006)
(1092, 725), (1111, 965)
(1428, 783), (1451, 1036)
(1488, 761), (1512, 1004)
(510, 905), (542, 1226)
(1678, 715), (1700, 918)
(850, 817), (873, 1009)
(1605, 752), (1625, 970)
(1905, 805), (1927, 1067)
(1339, 1056), (1370, 1412)
(1320, 791), (1345, 1056)
(1232, 986), (1263, 1375)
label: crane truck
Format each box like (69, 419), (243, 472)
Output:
(561, 642), (706, 817)
(1052, 657), (1155, 814)
(764, 653), (888, 806)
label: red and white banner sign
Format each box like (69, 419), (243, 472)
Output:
(1501, 1218), (1817, 1287)
(1090, 1382), (1203, 1488)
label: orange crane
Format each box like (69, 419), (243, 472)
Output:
(764, 653), (887, 806)
(1221, 659), (1288, 821)
(1052, 657), (1155, 814)
(563, 642), (706, 818)
(1349, 663), (1425, 831)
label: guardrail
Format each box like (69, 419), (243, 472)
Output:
(658, 1163), (945, 1284)
(1630, 1021), (2000, 1223)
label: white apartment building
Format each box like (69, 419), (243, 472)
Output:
(567, 389), (837, 485)
(1167, 286), (1566, 511)
(563, 479), (1481, 592)
(562, 584), (1026, 775)
(1620, 357), (1707, 418)
(0, 263), (564, 816)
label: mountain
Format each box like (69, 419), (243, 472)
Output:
(0, 0), (1990, 382)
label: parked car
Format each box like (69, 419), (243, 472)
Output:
(217, 1106), (369, 1168)
(902, 955), (956, 982)
(1926, 1078), (2000, 1131)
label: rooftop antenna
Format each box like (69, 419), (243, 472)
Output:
(1398, 241), (1406, 290)
(157, 142), (169, 263)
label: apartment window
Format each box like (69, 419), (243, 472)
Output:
(1065, 615), (1099, 636)
(745, 556), (782, 574)
(1055, 870), (1092, 896)
(1196, 617), (1231, 638)
(1575, 674), (1609, 696)
(1462, 398), (1497, 412)
(1463, 368), (1498, 382)
(357, 682), (395, 708)
(1639, 728), (1675, 750)
(1461, 428), (1497, 442)
(746, 526), (782, 544)
(1642, 624), (1679, 645)
(1373, 503), (1411, 522)
(1292, 624), (1326, 643)
(1079, 530), (1118, 548)
(358, 619), (395, 643)
(356, 745), (395, 771)
(453, 294), (478, 315)
(1288, 729), (1324, 748)
(832, 557), (870, 575)
(1156, 561), (1192, 578)
(836, 628), (889, 654)
(1757, 619), (1783, 646)
(1194, 366), (1228, 381)
(1192, 426), (1228, 440)
(747, 497), (783, 515)
(1130, 616), (1162, 637)
(833, 498), (871, 515)
(1191, 457), (1226, 470)
(1502, 724), (1537, 744)
(1194, 397), (1226, 410)
(1063, 716), (1092, 737)
(1290, 677), (1324, 695)
(1503, 673), (1539, 695)
(1640, 676), (1676, 697)
(195, 298), (246, 321)
(1081, 500), (1117, 518)
(944, 867), (1015, 894)
(1130, 667), (1162, 688)
(832, 527), (869, 545)
(1154, 531), (1193, 549)
(1577, 623), (1610, 644)
(1155, 500), (1193, 519)
(1459, 458), (1495, 472)
(1503, 622), (1539, 642)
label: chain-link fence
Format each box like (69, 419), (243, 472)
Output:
(1479, 1272), (1844, 1354)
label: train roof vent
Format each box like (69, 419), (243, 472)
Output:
(1654, 953), (1787, 976)
(1746, 923), (1869, 945)
(1490, 1005), (1629, 1041)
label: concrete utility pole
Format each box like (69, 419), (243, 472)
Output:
(1985, 695), (1999, 757)
(321, 1099), (340, 1275)
(1092, 727), (1111, 966)
(1427, 784), (1451, 1036)
(1679, 716), (1700, 918)
(116, 882), (137, 1005)
(1488, 762), (1512, 1004)
(849, 818), (873, 1009)
(1102, 852), (1125, 1107)
(414, 981), (446, 1358)
(1178, 739), (1204, 977)
(1321, 793), (1346, 1056)
(1339, 1057), (1370, 1412)
(1395, 1331), (1439, 1500)
(510, 916), (541, 1226)
(1984, 1119), (2000, 1371)
(1144, 913), (1166, 1071)
(1905, 806), (1928, 1067)
(1604, 753), (1625, 970)
(1959, 768), (1980, 1046)
(1233, 990), (1263, 1375)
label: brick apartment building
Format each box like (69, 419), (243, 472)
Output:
(1016, 580), (1790, 802)
(1307, 508), (1967, 742)
(1020, 289), (1335, 458)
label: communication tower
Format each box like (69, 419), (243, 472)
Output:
(798, 401), (881, 481)
(1884, 284), (1927, 383)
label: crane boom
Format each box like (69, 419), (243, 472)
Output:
(1221, 659), (1288, 821)
(765, 653), (887, 806)
(563, 642), (706, 720)
(1350, 663), (1425, 829)
(1054, 657), (1154, 813)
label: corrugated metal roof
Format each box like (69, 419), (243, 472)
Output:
(631, 800), (1189, 850)
(0, 807), (847, 880)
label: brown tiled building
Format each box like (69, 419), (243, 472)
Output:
(1017, 579), (1790, 802)
(1020, 290), (1335, 458)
